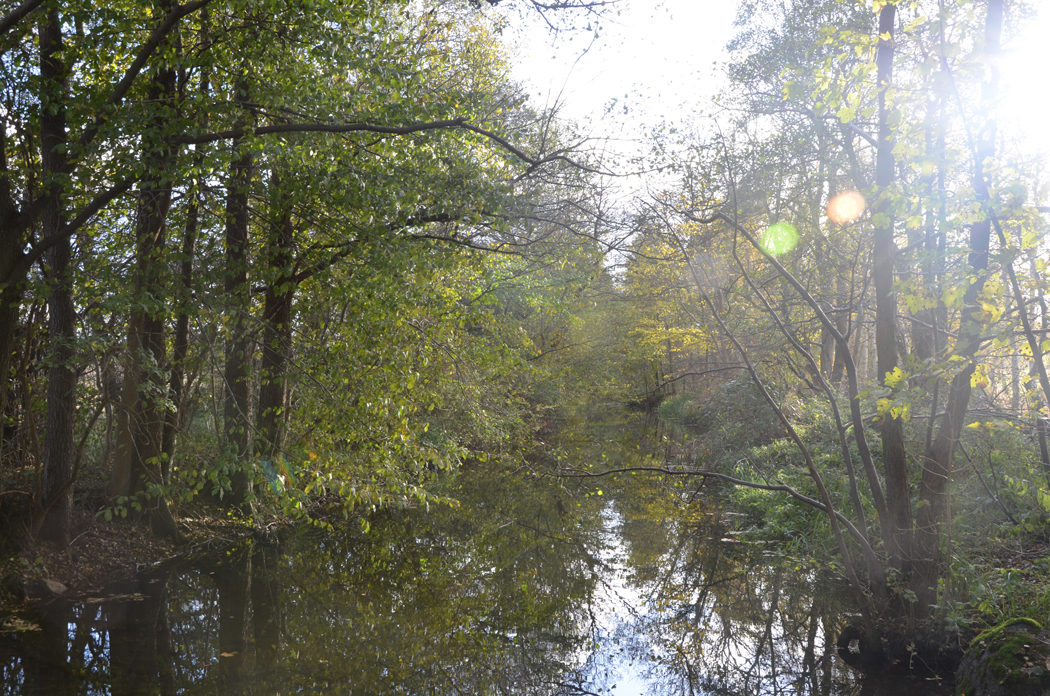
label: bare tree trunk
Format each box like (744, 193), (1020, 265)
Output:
(914, 0), (1002, 608)
(38, 5), (75, 545)
(871, 2), (913, 571)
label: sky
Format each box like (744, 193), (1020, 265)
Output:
(500, 0), (1050, 203)
(997, 5), (1050, 166)
(505, 1), (738, 132)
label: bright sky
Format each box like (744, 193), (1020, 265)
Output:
(504, 1), (737, 142)
(999, 5), (1050, 170)
(502, 0), (1050, 204)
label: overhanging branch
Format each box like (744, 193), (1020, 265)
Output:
(554, 465), (873, 552)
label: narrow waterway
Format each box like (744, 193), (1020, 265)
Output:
(1, 409), (954, 695)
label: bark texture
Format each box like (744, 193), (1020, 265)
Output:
(38, 5), (75, 545)
(222, 76), (254, 506)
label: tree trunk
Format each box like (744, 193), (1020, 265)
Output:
(1010, 335), (1020, 412)
(0, 122), (22, 469)
(871, 2), (912, 571)
(106, 566), (173, 696)
(222, 76), (254, 507)
(211, 545), (251, 684)
(914, 0), (1002, 608)
(910, 93), (941, 365)
(830, 275), (849, 385)
(160, 185), (199, 482)
(38, 6), (76, 546)
(107, 0), (184, 542)
(820, 324), (833, 377)
(161, 12), (210, 480)
(251, 541), (283, 670)
(256, 176), (295, 461)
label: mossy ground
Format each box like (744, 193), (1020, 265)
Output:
(957, 619), (1050, 696)
(975, 621), (1048, 683)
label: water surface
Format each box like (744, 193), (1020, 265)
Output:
(1, 410), (953, 695)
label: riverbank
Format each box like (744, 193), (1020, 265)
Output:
(0, 494), (269, 620)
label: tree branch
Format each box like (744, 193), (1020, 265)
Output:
(75, 0), (214, 155)
(668, 206), (890, 530)
(176, 117), (612, 175)
(555, 465), (874, 554)
(9, 177), (137, 282)
(0, 0), (43, 40)
(177, 118), (470, 144)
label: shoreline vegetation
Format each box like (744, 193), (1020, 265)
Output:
(4, 392), (1050, 686)
(3, 0), (1050, 692)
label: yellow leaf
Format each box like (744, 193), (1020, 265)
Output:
(884, 366), (907, 388)
(974, 301), (1002, 323)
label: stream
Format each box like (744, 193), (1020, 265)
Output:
(1, 409), (955, 695)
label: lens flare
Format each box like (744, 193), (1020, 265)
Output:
(827, 191), (866, 224)
(761, 222), (799, 256)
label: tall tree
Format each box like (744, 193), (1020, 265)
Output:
(913, 0), (1003, 605)
(108, 0), (186, 540)
(37, 1), (75, 544)
(870, 1), (912, 571)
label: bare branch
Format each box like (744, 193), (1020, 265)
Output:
(672, 206), (890, 531)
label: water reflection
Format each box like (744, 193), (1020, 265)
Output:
(2, 464), (605, 695)
(1, 410), (952, 695)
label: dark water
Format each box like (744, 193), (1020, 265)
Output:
(0, 411), (953, 695)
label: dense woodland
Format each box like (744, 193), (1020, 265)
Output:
(3, 0), (1050, 672)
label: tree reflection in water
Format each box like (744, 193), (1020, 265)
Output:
(0, 411), (953, 695)
(573, 410), (954, 696)
(0, 464), (605, 695)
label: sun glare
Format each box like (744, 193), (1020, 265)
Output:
(761, 223), (799, 256)
(826, 191), (866, 225)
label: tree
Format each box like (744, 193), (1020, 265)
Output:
(1, 0), (615, 544)
(617, 0), (1046, 652)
